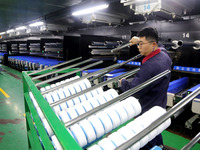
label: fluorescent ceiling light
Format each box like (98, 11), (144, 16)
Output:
(29, 21), (44, 27)
(0, 32), (6, 35)
(26, 29), (31, 33)
(72, 4), (109, 16)
(16, 26), (27, 31)
(7, 29), (15, 33)
(40, 25), (47, 31)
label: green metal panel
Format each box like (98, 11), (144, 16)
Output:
(25, 93), (54, 150)
(23, 67), (136, 150)
(26, 113), (44, 150)
(23, 69), (82, 150)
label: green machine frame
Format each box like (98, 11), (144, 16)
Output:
(22, 60), (174, 150)
(22, 67), (134, 150)
(23, 68), (82, 150)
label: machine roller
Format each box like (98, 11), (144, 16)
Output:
(35, 59), (103, 86)
(39, 53), (142, 95)
(32, 58), (91, 80)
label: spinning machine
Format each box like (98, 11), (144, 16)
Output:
(23, 43), (200, 150)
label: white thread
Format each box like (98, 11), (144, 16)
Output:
(98, 138), (116, 150)
(79, 119), (96, 143)
(88, 115), (105, 138)
(87, 144), (102, 150)
(74, 104), (86, 116)
(51, 135), (63, 150)
(104, 108), (121, 129)
(113, 104), (129, 124)
(58, 110), (70, 123)
(88, 98), (100, 108)
(108, 132), (126, 147)
(81, 101), (93, 112)
(66, 107), (78, 120)
(42, 118), (54, 137)
(96, 111), (113, 134)
(69, 124), (87, 147)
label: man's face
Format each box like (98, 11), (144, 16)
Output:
(137, 37), (155, 56)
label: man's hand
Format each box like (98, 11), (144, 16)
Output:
(129, 36), (140, 46)
(119, 78), (126, 85)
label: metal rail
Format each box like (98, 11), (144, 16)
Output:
(119, 54), (142, 66)
(89, 54), (142, 82)
(111, 43), (130, 53)
(28, 57), (82, 75)
(42, 54), (142, 94)
(181, 132), (200, 150)
(50, 68), (140, 108)
(116, 87), (200, 150)
(32, 58), (92, 80)
(35, 60), (103, 86)
(41, 63), (119, 94)
(65, 69), (171, 128)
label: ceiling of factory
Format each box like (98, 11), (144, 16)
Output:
(0, 0), (83, 30)
(0, 0), (200, 33)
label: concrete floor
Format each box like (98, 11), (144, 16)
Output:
(0, 64), (28, 150)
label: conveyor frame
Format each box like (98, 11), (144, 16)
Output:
(23, 61), (174, 150)
(23, 68), (82, 150)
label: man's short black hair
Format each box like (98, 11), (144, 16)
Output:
(137, 27), (158, 43)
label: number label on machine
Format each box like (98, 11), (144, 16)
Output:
(183, 33), (190, 38)
(135, 0), (161, 15)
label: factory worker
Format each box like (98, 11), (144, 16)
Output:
(120, 27), (172, 149)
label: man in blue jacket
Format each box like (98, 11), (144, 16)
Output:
(120, 27), (172, 149)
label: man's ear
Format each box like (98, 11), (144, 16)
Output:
(152, 42), (157, 48)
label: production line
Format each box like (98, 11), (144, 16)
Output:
(1, 0), (200, 149)
(8, 56), (64, 71)
(0, 52), (7, 63)
(21, 39), (200, 150)
(1, 39), (200, 150)
(19, 45), (199, 150)
(24, 55), (173, 150)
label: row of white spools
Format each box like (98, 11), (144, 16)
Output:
(29, 75), (171, 150)
(88, 106), (171, 150)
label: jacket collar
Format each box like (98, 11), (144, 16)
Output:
(142, 48), (161, 64)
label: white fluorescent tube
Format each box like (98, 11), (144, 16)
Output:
(6, 29), (15, 33)
(72, 4), (109, 16)
(16, 26), (27, 31)
(29, 21), (44, 27)
(0, 32), (6, 35)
